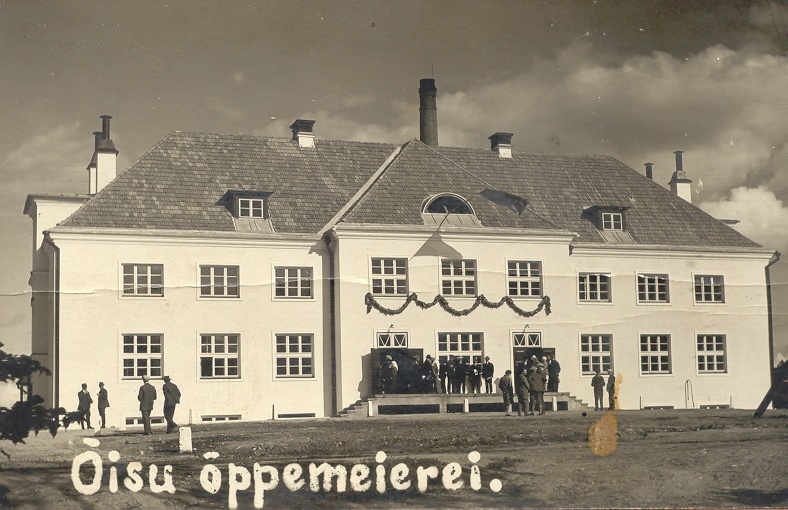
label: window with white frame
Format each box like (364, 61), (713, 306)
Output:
(200, 265), (239, 298)
(437, 332), (483, 364)
(640, 334), (671, 374)
(441, 260), (476, 296)
(578, 273), (611, 302)
(377, 332), (408, 348)
(694, 275), (725, 303)
(371, 258), (408, 295)
(122, 264), (163, 296)
(200, 334), (240, 378)
(580, 334), (612, 375)
(238, 198), (265, 218)
(274, 267), (312, 298)
(638, 274), (669, 303)
(512, 331), (542, 347)
(275, 334), (313, 378)
(601, 212), (623, 230)
(122, 334), (163, 379)
(507, 261), (542, 297)
(697, 334), (726, 373)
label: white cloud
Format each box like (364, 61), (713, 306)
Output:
(699, 186), (788, 252)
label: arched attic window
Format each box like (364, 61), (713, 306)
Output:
(421, 193), (481, 226)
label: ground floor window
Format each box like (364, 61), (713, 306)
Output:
(122, 334), (162, 379)
(200, 334), (240, 378)
(697, 334), (726, 373)
(437, 332), (483, 363)
(275, 334), (313, 377)
(640, 334), (671, 374)
(580, 334), (612, 375)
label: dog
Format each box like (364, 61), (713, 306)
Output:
(61, 409), (88, 430)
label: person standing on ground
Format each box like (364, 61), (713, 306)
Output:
(498, 369), (515, 416)
(591, 370), (605, 411)
(97, 382), (109, 428)
(77, 383), (93, 429)
(138, 375), (157, 435)
(162, 375), (181, 433)
(606, 369), (617, 410)
(547, 356), (561, 392)
(482, 356), (495, 394)
(528, 365), (547, 415)
(514, 367), (530, 416)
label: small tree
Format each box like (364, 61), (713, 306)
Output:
(0, 341), (61, 458)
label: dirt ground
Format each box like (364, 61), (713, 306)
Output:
(1, 409), (786, 509)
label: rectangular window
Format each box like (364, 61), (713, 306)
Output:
(640, 334), (671, 374)
(580, 334), (613, 375)
(638, 274), (669, 303)
(122, 334), (163, 379)
(238, 198), (265, 218)
(601, 212), (623, 230)
(437, 332), (483, 364)
(200, 334), (240, 378)
(694, 275), (725, 303)
(512, 332), (542, 347)
(275, 334), (313, 378)
(377, 332), (408, 348)
(441, 260), (477, 296)
(578, 273), (611, 302)
(507, 261), (542, 297)
(274, 267), (312, 298)
(200, 265), (239, 298)
(371, 258), (408, 295)
(122, 264), (163, 296)
(697, 334), (726, 373)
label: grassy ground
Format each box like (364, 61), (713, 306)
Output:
(1, 409), (786, 509)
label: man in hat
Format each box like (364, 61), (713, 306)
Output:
(97, 382), (110, 428)
(606, 369), (617, 410)
(383, 355), (398, 394)
(547, 356), (561, 392)
(498, 370), (514, 416)
(482, 356), (495, 394)
(528, 365), (547, 415)
(137, 375), (157, 435)
(162, 376), (181, 433)
(77, 383), (93, 429)
(591, 370), (605, 411)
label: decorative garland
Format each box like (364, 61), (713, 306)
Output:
(364, 292), (551, 318)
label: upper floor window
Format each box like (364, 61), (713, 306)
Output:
(238, 198), (265, 218)
(377, 332), (408, 348)
(578, 273), (611, 302)
(122, 334), (162, 379)
(371, 258), (408, 295)
(275, 267), (312, 298)
(694, 275), (725, 303)
(637, 274), (669, 303)
(123, 264), (163, 296)
(601, 212), (623, 231)
(441, 259), (477, 296)
(507, 261), (542, 297)
(200, 265), (239, 298)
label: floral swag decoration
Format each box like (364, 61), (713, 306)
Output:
(364, 292), (551, 318)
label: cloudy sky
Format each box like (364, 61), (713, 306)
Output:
(1, 1), (787, 394)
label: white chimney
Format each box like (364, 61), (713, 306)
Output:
(668, 150), (692, 203)
(488, 132), (513, 159)
(87, 115), (118, 194)
(290, 119), (316, 148)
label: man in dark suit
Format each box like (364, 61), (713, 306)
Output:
(162, 376), (181, 433)
(498, 370), (514, 416)
(97, 382), (110, 428)
(138, 375), (157, 435)
(77, 383), (93, 429)
(606, 369), (617, 410)
(482, 356), (495, 393)
(547, 356), (561, 392)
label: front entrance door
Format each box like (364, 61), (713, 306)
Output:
(512, 331), (552, 374)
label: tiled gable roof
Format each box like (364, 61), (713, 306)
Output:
(341, 140), (760, 248)
(61, 133), (398, 233)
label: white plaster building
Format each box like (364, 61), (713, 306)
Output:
(25, 80), (778, 427)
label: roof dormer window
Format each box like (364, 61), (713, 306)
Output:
(421, 193), (481, 227)
(223, 190), (274, 232)
(238, 198), (265, 218)
(601, 212), (623, 231)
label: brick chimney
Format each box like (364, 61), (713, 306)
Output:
(489, 132), (513, 158)
(87, 115), (118, 195)
(644, 162), (654, 180)
(668, 150), (692, 203)
(419, 78), (438, 146)
(290, 119), (316, 148)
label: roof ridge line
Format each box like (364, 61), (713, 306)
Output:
(318, 141), (410, 235)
